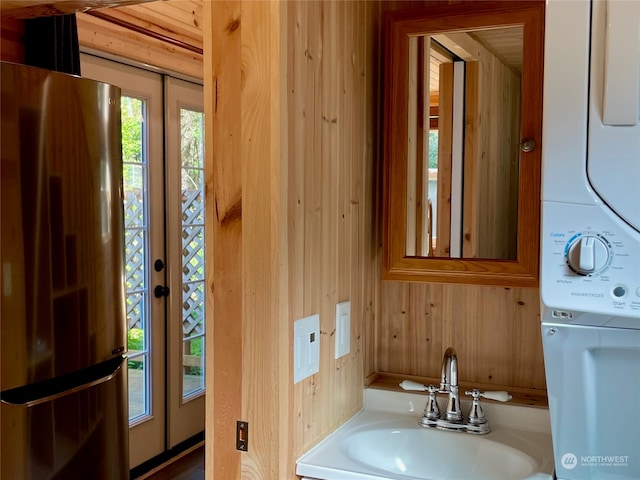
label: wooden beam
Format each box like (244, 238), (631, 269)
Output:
(204, 1), (242, 479)
(205, 1), (284, 478)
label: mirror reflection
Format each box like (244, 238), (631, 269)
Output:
(405, 26), (523, 260)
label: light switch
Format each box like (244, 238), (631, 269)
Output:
(293, 314), (320, 383)
(335, 301), (350, 359)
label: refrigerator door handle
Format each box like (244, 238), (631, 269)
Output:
(1, 356), (124, 407)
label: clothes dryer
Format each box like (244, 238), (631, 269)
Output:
(540, 1), (640, 479)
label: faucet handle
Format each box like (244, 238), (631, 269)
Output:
(464, 389), (512, 402)
(399, 380), (428, 391)
(465, 389), (487, 424)
(422, 384), (441, 422)
(464, 389), (490, 433)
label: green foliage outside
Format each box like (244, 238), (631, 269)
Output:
(128, 327), (144, 350)
(127, 328), (144, 370)
(180, 109), (205, 189)
(186, 337), (204, 376)
(189, 336), (203, 356)
(429, 131), (439, 169)
(121, 97), (144, 190)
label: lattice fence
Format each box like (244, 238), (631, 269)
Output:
(125, 191), (145, 330)
(123, 189), (205, 338)
(181, 189), (205, 338)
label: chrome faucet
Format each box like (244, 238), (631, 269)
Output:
(440, 347), (463, 423)
(399, 346), (513, 435)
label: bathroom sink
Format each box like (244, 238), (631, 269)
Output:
(296, 388), (554, 480)
(346, 426), (538, 480)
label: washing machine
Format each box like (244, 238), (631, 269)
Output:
(540, 1), (640, 480)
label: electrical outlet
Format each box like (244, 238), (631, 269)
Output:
(293, 314), (320, 383)
(335, 301), (350, 359)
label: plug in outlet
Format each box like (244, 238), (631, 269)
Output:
(335, 301), (350, 359)
(293, 314), (320, 383)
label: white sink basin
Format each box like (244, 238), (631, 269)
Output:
(296, 388), (554, 480)
(346, 424), (538, 480)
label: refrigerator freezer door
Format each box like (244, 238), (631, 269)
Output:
(0, 61), (126, 390)
(0, 357), (129, 480)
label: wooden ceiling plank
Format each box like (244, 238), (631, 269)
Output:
(0, 0), (157, 20)
(127, 2), (202, 39)
(76, 11), (202, 79)
(89, 6), (202, 50)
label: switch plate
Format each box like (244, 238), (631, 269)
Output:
(293, 314), (320, 383)
(335, 301), (351, 359)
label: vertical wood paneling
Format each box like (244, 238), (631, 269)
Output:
(460, 33), (521, 259)
(436, 62), (454, 256)
(378, 282), (545, 391)
(284, 1), (380, 476)
(365, 0), (383, 379)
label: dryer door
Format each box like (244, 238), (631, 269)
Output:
(542, 322), (640, 480)
(588, 0), (640, 232)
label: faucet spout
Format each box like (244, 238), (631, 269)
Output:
(440, 347), (463, 422)
(440, 347), (458, 392)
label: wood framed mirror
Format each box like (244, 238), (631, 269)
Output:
(382, 1), (544, 287)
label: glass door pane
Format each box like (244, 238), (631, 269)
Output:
(180, 108), (206, 399)
(166, 76), (205, 449)
(122, 96), (150, 421)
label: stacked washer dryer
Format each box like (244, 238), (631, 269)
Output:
(541, 1), (640, 479)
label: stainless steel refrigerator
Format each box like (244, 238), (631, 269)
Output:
(1, 61), (129, 479)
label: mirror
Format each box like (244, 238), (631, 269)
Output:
(405, 27), (522, 260)
(382, 1), (544, 286)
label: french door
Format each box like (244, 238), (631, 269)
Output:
(80, 53), (205, 468)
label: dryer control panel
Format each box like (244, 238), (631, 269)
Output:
(541, 202), (640, 319)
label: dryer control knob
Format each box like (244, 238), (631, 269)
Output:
(566, 235), (610, 275)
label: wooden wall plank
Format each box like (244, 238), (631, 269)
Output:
(240, 1), (282, 478)
(378, 282), (545, 392)
(436, 62), (454, 256)
(282, 2), (380, 477)
(365, 0), (383, 379)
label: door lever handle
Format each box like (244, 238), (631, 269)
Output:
(154, 285), (170, 298)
